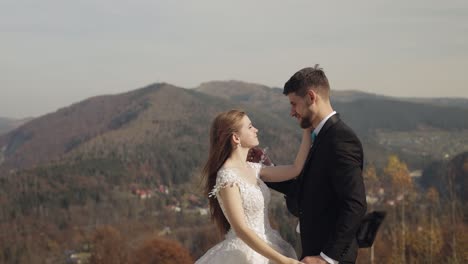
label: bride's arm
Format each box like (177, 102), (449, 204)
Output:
(260, 129), (311, 182)
(218, 186), (299, 264)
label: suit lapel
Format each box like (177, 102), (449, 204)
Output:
(297, 114), (341, 193)
(312, 113), (341, 149)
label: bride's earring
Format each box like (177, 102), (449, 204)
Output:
(237, 142), (241, 148)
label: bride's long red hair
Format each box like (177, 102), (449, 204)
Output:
(202, 109), (246, 235)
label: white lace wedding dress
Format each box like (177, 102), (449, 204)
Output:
(196, 162), (297, 264)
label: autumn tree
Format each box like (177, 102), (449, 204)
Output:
(426, 187), (442, 263)
(362, 164), (383, 264)
(384, 155), (413, 264)
(446, 164), (463, 263)
(406, 218), (443, 263)
(131, 237), (193, 264)
(89, 225), (128, 264)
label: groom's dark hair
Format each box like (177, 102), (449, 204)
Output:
(283, 64), (330, 98)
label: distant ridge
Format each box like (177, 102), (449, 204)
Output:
(196, 80), (468, 133)
(0, 82), (300, 181)
(0, 117), (34, 136)
(1, 80), (467, 176)
(197, 80), (468, 109)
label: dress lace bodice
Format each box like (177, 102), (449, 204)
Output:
(196, 162), (297, 264)
(209, 162), (271, 237)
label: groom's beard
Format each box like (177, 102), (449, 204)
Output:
(300, 110), (313, 129)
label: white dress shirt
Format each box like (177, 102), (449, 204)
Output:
(313, 111), (337, 137)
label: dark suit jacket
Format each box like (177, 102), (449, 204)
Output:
(267, 114), (367, 262)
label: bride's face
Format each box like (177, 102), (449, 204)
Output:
(235, 115), (259, 148)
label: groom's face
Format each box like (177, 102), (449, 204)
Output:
(287, 92), (314, 129)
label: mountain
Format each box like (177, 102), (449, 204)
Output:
(398, 97), (468, 110)
(196, 81), (468, 167)
(331, 90), (389, 103)
(0, 83), (300, 184)
(196, 81), (468, 134)
(330, 90), (468, 110)
(197, 80), (286, 112)
(0, 118), (14, 135)
(1, 80), (467, 263)
(2, 81), (467, 175)
(0, 117), (33, 136)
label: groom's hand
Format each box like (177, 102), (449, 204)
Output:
(301, 256), (327, 264)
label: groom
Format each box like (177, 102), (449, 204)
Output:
(265, 65), (367, 264)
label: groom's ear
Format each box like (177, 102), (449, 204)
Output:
(305, 89), (316, 105)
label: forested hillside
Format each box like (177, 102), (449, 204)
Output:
(0, 81), (466, 263)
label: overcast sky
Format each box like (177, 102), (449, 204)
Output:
(1, 0), (467, 118)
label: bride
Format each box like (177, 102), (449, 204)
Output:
(196, 109), (311, 264)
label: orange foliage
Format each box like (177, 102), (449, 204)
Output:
(89, 226), (128, 264)
(131, 237), (193, 264)
(406, 223), (443, 261)
(384, 155), (412, 191)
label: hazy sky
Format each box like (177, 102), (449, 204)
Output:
(1, 0), (467, 118)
